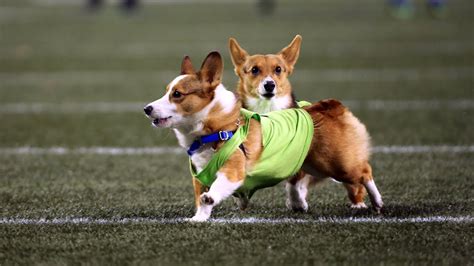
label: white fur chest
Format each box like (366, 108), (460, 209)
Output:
(245, 95), (292, 113)
(190, 148), (215, 172)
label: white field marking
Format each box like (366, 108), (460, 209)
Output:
(371, 145), (474, 154)
(0, 146), (182, 155)
(0, 102), (145, 113)
(29, 0), (253, 5)
(0, 145), (473, 156)
(0, 216), (472, 225)
(1, 100), (474, 114)
(1, 67), (472, 85)
(1, 41), (471, 58)
(342, 100), (474, 110)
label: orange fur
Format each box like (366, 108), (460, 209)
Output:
(147, 52), (382, 218)
(229, 37), (377, 209)
(229, 36), (302, 109)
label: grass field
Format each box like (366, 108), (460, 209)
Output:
(1, 0), (473, 264)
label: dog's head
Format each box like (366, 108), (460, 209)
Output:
(229, 35), (302, 101)
(144, 52), (224, 129)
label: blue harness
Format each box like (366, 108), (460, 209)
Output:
(187, 130), (234, 156)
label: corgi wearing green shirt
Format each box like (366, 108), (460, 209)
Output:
(144, 52), (383, 221)
(229, 35), (373, 213)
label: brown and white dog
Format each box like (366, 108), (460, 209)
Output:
(229, 35), (302, 114)
(229, 35), (373, 212)
(144, 51), (383, 221)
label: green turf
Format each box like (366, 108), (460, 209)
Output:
(2, 223), (473, 265)
(1, 71), (472, 103)
(1, 153), (473, 218)
(0, 109), (472, 147)
(1, 0), (473, 264)
(1, 153), (473, 264)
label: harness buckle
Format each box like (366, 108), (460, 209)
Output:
(218, 131), (230, 141)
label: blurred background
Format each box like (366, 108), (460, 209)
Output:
(1, 0), (472, 148)
(1, 1), (473, 263)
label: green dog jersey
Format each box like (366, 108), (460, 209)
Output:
(190, 104), (314, 198)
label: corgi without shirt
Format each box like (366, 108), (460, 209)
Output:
(229, 35), (375, 211)
(144, 51), (383, 221)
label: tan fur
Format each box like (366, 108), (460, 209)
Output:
(192, 177), (204, 208)
(229, 36), (301, 107)
(148, 52), (382, 218)
(303, 100), (371, 181)
(229, 37), (377, 208)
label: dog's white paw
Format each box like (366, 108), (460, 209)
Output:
(200, 193), (215, 205)
(286, 198), (308, 212)
(189, 214), (209, 222)
(350, 202), (368, 209)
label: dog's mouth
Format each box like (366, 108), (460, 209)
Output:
(152, 116), (172, 127)
(261, 93), (275, 99)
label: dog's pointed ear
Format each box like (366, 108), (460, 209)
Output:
(180, 55), (195, 75)
(199, 51), (223, 88)
(278, 35), (302, 74)
(229, 37), (249, 68)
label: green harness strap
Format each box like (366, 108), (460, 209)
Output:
(189, 109), (258, 187)
(189, 101), (313, 197)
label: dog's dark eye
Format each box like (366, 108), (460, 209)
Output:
(251, 66), (259, 75)
(275, 66), (282, 74)
(172, 90), (182, 98)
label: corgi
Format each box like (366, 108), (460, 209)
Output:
(229, 35), (373, 211)
(144, 51), (383, 221)
(228, 35), (302, 114)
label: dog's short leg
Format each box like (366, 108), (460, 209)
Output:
(364, 179), (383, 213)
(190, 172), (243, 221)
(192, 177), (205, 209)
(234, 196), (249, 210)
(360, 162), (383, 213)
(286, 173), (324, 212)
(344, 183), (368, 209)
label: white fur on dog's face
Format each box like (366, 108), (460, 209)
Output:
(145, 74), (236, 133)
(145, 75), (188, 128)
(245, 94), (292, 114)
(257, 75), (276, 98)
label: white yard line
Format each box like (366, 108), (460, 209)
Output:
(371, 145), (474, 154)
(29, 0), (253, 5)
(1, 67), (472, 84)
(0, 102), (144, 113)
(0, 145), (473, 155)
(0, 146), (183, 155)
(0, 216), (472, 225)
(1, 100), (473, 114)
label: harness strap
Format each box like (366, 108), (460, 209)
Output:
(187, 130), (235, 156)
(190, 109), (259, 187)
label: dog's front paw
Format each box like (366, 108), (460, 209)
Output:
(286, 198), (308, 212)
(200, 193), (215, 205)
(350, 202), (368, 209)
(190, 214), (209, 222)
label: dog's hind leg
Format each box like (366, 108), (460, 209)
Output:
(344, 183), (367, 209)
(286, 171), (325, 212)
(234, 195), (249, 210)
(360, 162), (383, 213)
(364, 179), (383, 214)
(336, 162), (382, 213)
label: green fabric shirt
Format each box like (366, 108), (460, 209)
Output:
(190, 103), (313, 198)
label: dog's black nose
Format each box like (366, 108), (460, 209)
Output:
(144, 105), (153, 116)
(263, 81), (275, 93)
